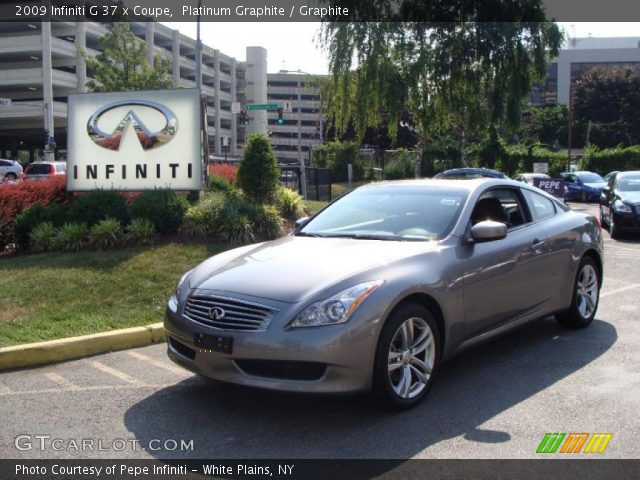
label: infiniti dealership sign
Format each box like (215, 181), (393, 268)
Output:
(67, 89), (202, 191)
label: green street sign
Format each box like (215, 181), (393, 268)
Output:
(246, 103), (278, 111)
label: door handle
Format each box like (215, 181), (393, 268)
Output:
(532, 238), (545, 250)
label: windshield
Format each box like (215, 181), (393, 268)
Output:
(617, 176), (640, 192)
(298, 185), (468, 241)
(578, 172), (605, 183)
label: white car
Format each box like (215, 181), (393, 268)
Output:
(0, 159), (24, 182)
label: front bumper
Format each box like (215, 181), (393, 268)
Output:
(164, 292), (381, 394)
(613, 211), (640, 232)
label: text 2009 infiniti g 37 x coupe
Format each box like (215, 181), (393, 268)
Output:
(165, 178), (603, 409)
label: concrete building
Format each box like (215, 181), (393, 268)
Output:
(0, 21), (264, 162)
(531, 36), (640, 106)
(267, 71), (323, 164)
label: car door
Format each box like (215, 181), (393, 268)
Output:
(0, 160), (8, 178)
(563, 174), (581, 200)
(460, 187), (548, 337)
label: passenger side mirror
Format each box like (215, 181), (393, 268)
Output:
(470, 221), (507, 243)
(295, 217), (310, 229)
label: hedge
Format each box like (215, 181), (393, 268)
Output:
(581, 146), (640, 175)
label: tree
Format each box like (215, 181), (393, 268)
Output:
(573, 66), (640, 148)
(81, 23), (174, 92)
(237, 134), (280, 204)
(320, 4), (562, 166)
(519, 105), (569, 147)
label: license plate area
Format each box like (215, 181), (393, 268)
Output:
(194, 332), (233, 354)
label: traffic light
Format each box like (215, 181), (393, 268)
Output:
(239, 109), (250, 125)
(277, 108), (284, 125)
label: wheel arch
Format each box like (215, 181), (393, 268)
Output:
(582, 248), (603, 286)
(385, 293), (446, 359)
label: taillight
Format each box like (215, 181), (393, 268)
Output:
(594, 216), (602, 229)
(50, 165), (55, 174)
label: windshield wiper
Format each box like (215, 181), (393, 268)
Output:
(320, 233), (407, 241)
(295, 231), (325, 237)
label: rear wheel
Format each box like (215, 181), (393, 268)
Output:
(556, 256), (599, 328)
(4, 173), (17, 181)
(581, 191), (587, 202)
(373, 303), (440, 410)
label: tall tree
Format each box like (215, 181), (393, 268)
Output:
(321, 3), (562, 165)
(573, 66), (640, 148)
(81, 23), (174, 92)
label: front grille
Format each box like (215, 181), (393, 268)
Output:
(184, 295), (275, 331)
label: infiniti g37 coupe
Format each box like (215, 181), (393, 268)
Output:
(165, 179), (603, 409)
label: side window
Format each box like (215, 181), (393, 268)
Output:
(609, 174), (616, 190)
(0, 160), (9, 167)
(522, 189), (556, 222)
(471, 188), (528, 229)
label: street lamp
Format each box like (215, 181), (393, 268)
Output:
(195, 0), (203, 93)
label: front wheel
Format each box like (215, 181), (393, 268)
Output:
(556, 256), (600, 329)
(373, 303), (440, 410)
(609, 212), (621, 239)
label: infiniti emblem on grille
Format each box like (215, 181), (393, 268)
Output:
(209, 307), (226, 320)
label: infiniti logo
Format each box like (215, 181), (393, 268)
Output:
(209, 307), (226, 321)
(87, 99), (178, 151)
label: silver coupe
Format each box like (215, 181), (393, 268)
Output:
(165, 178), (603, 409)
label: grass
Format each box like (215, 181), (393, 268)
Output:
(0, 243), (224, 347)
(331, 181), (368, 199)
(303, 200), (328, 216)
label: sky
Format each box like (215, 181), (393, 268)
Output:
(162, 22), (640, 75)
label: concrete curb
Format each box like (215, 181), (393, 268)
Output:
(0, 323), (166, 371)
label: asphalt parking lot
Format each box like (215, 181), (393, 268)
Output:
(1, 201), (639, 460)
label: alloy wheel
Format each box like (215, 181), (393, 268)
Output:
(387, 317), (435, 399)
(576, 264), (598, 319)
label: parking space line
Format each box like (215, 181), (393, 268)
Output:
(0, 383), (175, 397)
(43, 372), (80, 390)
(0, 383), (13, 394)
(86, 360), (145, 385)
(126, 351), (190, 376)
(601, 283), (640, 298)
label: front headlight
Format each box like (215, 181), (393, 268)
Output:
(169, 270), (192, 304)
(613, 200), (633, 213)
(290, 280), (384, 328)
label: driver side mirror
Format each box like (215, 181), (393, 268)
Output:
(469, 220), (507, 243)
(602, 186), (610, 194)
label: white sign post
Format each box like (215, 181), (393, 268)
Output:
(533, 162), (549, 174)
(283, 100), (293, 113)
(67, 89), (202, 191)
(231, 102), (241, 114)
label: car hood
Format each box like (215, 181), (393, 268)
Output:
(188, 235), (435, 303)
(584, 182), (606, 190)
(618, 191), (640, 203)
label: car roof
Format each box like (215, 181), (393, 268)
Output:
(356, 177), (524, 193)
(617, 170), (640, 178)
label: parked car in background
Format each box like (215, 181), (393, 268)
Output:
(23, 161), (66, 181)
(599, 170), (640, 238)
(434, 168), (508, 179)
(0, 159), (23, 182)
(166, 178), (603, 409)
(559, 171), (607, 202)
(513, 173), (550, 185)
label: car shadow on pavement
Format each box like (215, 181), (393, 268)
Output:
(124, 317), (616, 459)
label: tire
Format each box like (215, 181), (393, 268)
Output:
(373, 303), (440, 410)
(599, 206), (606, 227)
(609, 212), (621, 239)
(4, 173), (17, 181)
(581, 191), (587, 203)
(556, 256), (600, 329)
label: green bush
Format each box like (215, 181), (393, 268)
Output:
(89, 218), (123, 250)
(218, 196), (255, 246)
(582, 146), (640, 175)
(68, 190), (129, 226)
(384, 150), (418, 180)
(125, 218), (156, 246)
(29, 222), (58, 253)
(237, 134), (280, 204)
(210, 175), (235, 193)
(129, 189), (188, 234)
(275, 187), (303, 218)
(53, 223), (89, 252)
(179, 192), (225, 238)
(13, 203), (68, 251)
(250, 204), (283, 241)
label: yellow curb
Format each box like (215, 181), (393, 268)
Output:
(0, 323), (166, 371)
